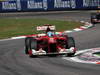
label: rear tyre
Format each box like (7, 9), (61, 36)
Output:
(67, 37), (75, 57)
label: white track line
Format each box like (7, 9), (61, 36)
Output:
(63, 48), (100, 64)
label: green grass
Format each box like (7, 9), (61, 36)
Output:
(0, 18), (83, 39)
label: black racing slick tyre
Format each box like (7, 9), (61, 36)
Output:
(67, 37), (75, 48)
(91, 19), (96, 24)
(25, 37), (32, 54)
(90, 13), (97, 24)
(67, 37), (75, 57)
(29, 38), (38, 58)
(30, 38), (37, 50)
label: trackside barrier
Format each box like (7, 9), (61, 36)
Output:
(0, 0), (100, 12)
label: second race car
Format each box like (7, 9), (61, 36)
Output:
(91, 12), (100, 24)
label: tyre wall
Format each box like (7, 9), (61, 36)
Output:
(0, 0), (100, 12)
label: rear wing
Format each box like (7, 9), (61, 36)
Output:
(37, 25), (55, 31)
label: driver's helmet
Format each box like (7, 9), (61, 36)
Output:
(47, 31), (54, 37)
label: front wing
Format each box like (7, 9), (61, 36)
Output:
(30, 47), (76, 56)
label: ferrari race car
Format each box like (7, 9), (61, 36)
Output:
(25, 24), (76, 57)
(91, 12), (100, 24)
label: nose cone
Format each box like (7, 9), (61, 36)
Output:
(48, 38), (56, 43)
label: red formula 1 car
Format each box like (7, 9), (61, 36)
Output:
(25, 24), (76, 57)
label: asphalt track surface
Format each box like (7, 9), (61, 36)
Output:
(0, 11), (100, 75)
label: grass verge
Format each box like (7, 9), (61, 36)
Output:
(0, 18), (83, 39)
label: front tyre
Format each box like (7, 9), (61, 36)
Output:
(67, 37), (75, 48)
(25, 37), (32, 54)
(29, 38), (38, 58)
(67, 37), (76, 57)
